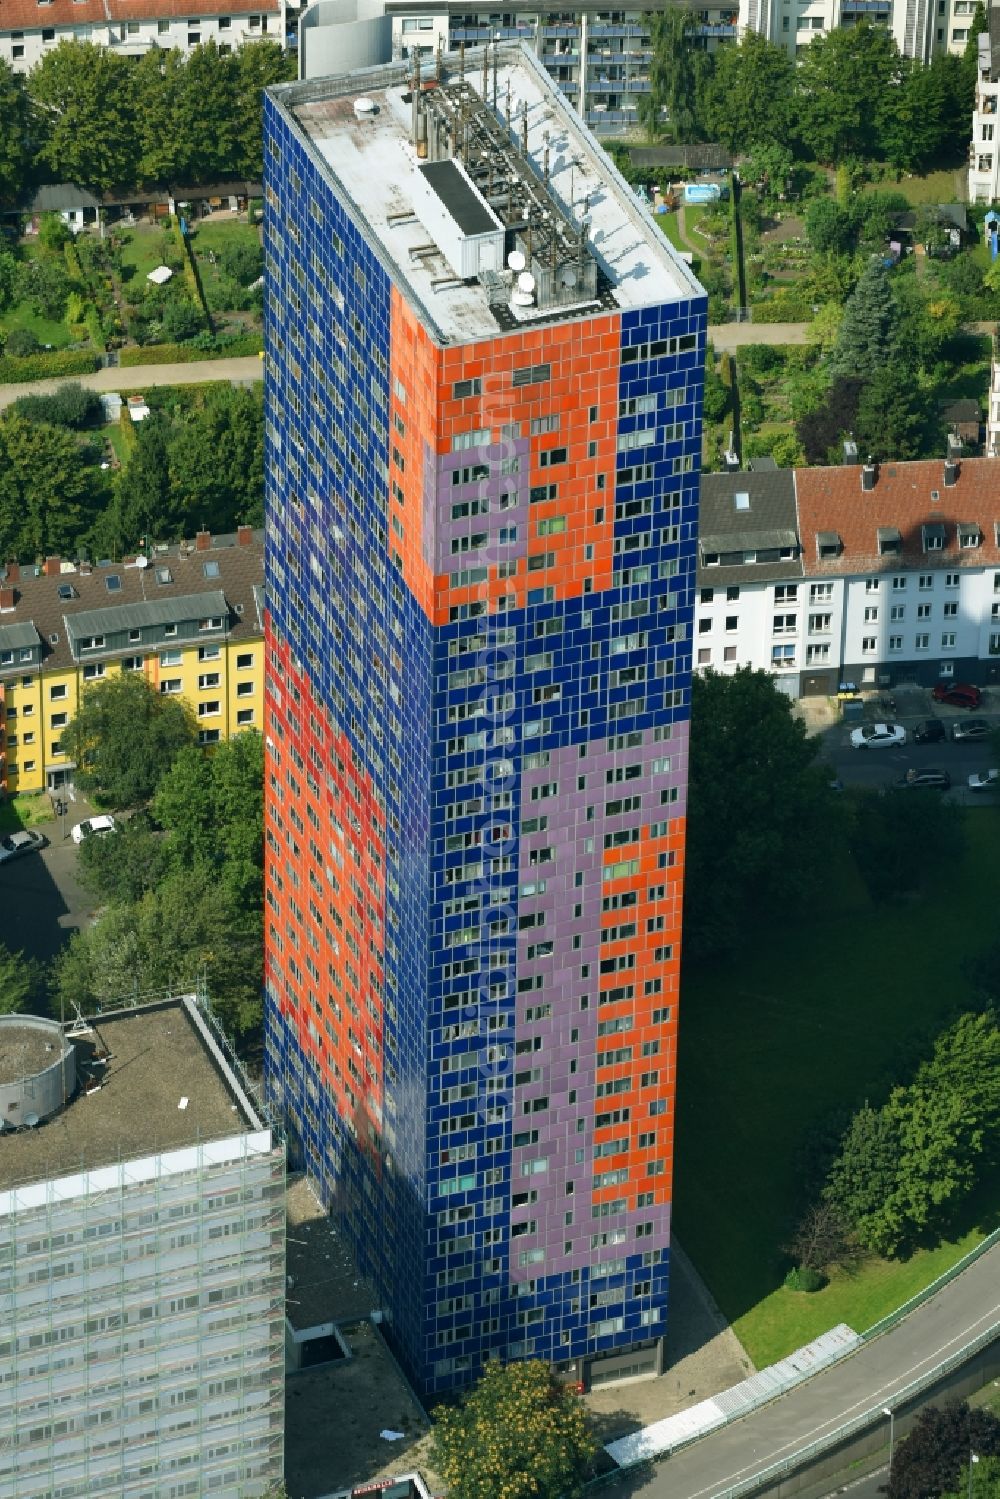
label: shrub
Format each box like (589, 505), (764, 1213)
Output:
(3, 327), (40, 357)
(38, 213), (72, 255)
(84, 303), (106, 352)
(161, 299), (204, 343)
(0, 348), (99, 382)
(12, 381), (104, 428)
(219, 239), (263, 287)
(783, 1266), (826, 1293)
(117, 333), (263, 366)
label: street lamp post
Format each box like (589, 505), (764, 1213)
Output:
(883, 1408), (895, 1487)
(968, 1451), (979, 1499)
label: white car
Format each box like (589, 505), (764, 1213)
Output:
(850, 722), (907, 751)
(71, 815), (118, 845)
(968, 769), (999, 792)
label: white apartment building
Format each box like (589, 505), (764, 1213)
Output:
(740, 0), (977, 63)
(697, 456), (1000, 697)
(0, 996), (285, 1499)
(0, 0), (282, 74)
(969, 6), (1000, 202)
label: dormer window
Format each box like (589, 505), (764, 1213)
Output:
(703, 551), (719, 567)
(922, 522), (946, 552)
(817, 531), (841, 560)
(877, 526), (901, 557)
(958, 524), (981, 549)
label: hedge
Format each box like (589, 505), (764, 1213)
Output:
(117, 334), (263, 367)
(0, 349), (100, 383)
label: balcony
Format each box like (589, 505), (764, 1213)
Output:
(590, 23), (646, 36)
(840, 0), (891, 11)
(694, 23), (737, 34)
(451, 24), (534, 39)
(540, 24), (580, 37)
(541, 48), (580, 62)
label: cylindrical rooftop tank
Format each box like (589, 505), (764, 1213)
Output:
(0, 1015), (77, 1128)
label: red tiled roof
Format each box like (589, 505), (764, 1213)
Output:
(794, 458), (1000, 577)
(0, 0), (276, 29)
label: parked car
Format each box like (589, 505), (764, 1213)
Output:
(951, 718), (991, 742)
(932, 682), (983, 709)
(968, 769), (1000, 791)
(895, 768), (952, 790)
(913, 719), (946, 744)
(850, 722), (907, 750)
(0, 829), (48, 863)
(70, 815), (118, 845)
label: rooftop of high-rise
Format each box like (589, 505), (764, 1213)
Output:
(0, 996), (268, 1199)
(270, 41), (703, 344)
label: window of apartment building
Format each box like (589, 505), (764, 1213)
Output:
(773, 584), (797, 604)
(917, 603), (931, 620)
(810, 582), (833, 602)
(918, 574), (933, 590)
(892, 576), (907, 590)
(772, 614), (796, 635)
(157, 18), (170, 32)
(697, 648), (711, 665)
(198, 700), (220, 717)
(49, 684), (67, 701)
(79, 635), (105, 651)
(198, 673), (220, 689)
(50, 712), (68, 729)
(199, 645), (220, 661)
(862, 636), (876, 654)
(700, 587), (714, 604)
(915, 633), (930, 649)
(236, 708), (255, 726)
(236, 680), (254, 697)
(889, 635), (903, 651)
(806, 644), (830, 663)
(122, 656), (144, 671)
(864, 606), (878, 622)
(160, 678), (182, 695)
(236, 652), (254, 669)
(943, 601), (958, 618)
(198, 728), (221, 745)
(82, 663), (105, 681)
(41, 27), (55, 40)
(946, 572), (960, 587)
(771, 644), (795, 666)
(808, 613), (831, 634)
(865, 578), (880, 591)
(941, 632), (956, 649)
(725, 615), (738, 633)
(723, 645), (737, 662)
(160, 650), (182, 666)
(199, 616), (223, 632)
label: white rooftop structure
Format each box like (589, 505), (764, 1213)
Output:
(284, 42), (702, 345)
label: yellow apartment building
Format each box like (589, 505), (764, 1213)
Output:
(0, 527), (264, 799)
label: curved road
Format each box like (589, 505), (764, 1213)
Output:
(618, 1241), (1000, 1499)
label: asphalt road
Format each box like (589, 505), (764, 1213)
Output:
(618, 1240), (1000, 1499)
(0, 798), (101, 965)
(819, 702), (999, 802)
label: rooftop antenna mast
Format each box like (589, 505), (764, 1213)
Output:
(483, 42), (489, 98)
(492, 34), (499, 109)
(459, 39), (465, 83)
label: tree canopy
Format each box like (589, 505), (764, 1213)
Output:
(68, 673), (197, 810)
(0, 60), (30, 205)
(887, 1401), (1000, 1499)
(0, 413), (106, 562)
(685, 667), (838, 962)
(431, 1360), (597, 1499)
(0, 941), (42, 1016)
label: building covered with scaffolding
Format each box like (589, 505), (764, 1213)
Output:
(0, 994), (285, 1499)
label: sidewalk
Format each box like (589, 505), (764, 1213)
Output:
(0, 356), (264, 409)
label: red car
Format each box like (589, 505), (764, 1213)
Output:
(931, 682), (983, 709)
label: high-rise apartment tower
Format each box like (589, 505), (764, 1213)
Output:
(262, 44), (704, 1395)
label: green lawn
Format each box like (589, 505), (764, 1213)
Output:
(187, 220), (261, 310)
(862, 165), (967, 205)
(116, 226), (174, 284)
(0, 794), (55, 833)
(673, 810), (1000, 1369)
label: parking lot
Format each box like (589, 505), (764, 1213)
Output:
(816, 683), (1000, 802)
(0, 795), (103, 966)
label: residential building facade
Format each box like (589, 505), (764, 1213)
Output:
(970, 6), (1000, 202)
(0, 0), (282, 74)
(696, 457), (1000, 696)
(0, 529), (263, 800)
(0, 995), (285, 1499)
(262, 47), (703, 1394)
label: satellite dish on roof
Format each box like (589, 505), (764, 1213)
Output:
(507, 249), (526, 272)
(517, 271), (536, 294)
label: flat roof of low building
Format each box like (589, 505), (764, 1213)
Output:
(0, 996), (263, 1195)
(273, 44), (702, 346)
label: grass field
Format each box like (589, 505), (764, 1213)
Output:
(862, 165), (968, 205)
(0, 794), (54, 833)
(116, 226), (174, 285)
(673, 810), (1000, 1369)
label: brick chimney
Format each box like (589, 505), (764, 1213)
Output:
(43, 556), (61, 577)
(237, 524), (253, 547)
(0, 586), (16, 611)
(5, 563), (19, 583)
(195, 530), (211, 552)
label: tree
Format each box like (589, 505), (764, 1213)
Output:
(0, 941), (42, 1015)
(701, 33), (795, 152)
(642, 9), (711, 143)
(783, 1201), (854, 1275)
(855, 363), (936, 461)
(68, 673), (196, 809)
(741, 142), (795, 211)
(829, 259), (901, 382)
(795, 24), (903, 162)
(795, 375), (863, 465)
(51, 864), (263, 1036)
(684, 667), (839, 961)
(940, 1456), (1000, 1499)
(167, 383), (265, 533)
(824, 1103), (903, 1249)
(153, 731), (263, 904)
(848, 785), (964, 904)
(234, 41), (296, 178)
(431, 1360), (597, 1499)
(886, 1400), (1000, 1499)
(805, 198), (854, 256)
(76, 813), (171, 905)
(111, 410), (174, 551)
(28, 42), (138, 193)
(0, 413), (101, 561)
(0, 60), (31, 206)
